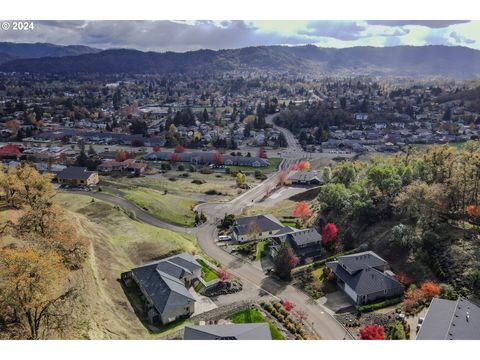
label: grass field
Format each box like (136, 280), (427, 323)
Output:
(122, 187), (197, 227)
(197, 259), (219, 282)
(243, 199), (297, 225)
(102, 172), (247, 200)
(227, 157), (282, 174)
(55, 193), (198, 264)
(228, 308), (285, 340)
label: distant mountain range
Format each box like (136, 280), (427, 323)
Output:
(1, 43), (480, 79)
(0, 42), (100, 64)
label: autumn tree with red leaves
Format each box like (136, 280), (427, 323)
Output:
(170, 152), (180, 163)
(217, 269), (231, 282)
(213, 151), (224, 165)
(359, 324), (385, 340)
(282, 299), (295, 312)
(292, 201), (312, 223)
(322, 223), (339, 247)
(174, 144), (185, 153)
(420, 281), (441, 299)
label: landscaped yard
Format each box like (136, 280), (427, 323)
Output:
(197, 259), (219, 282)
(228, 308), (285, 340)
(243, 199), (297, 227)
(255, 240), (268, 261)
(122, 187), (197, 226)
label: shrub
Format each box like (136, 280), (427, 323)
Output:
(191, 179), (206, 185)
(189, 165), (196, 172)
(199, 168), (213, 174)
(286, 323), (296, 334)
(205, 189), (219, 195)
(177, 164), (185, 171)
(359, 297), (403, 313)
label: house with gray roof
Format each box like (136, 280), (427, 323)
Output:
(183, 323), (272, 340)
(326, 251), (404, 306)
(416, 297), (480, 340)
(232, 214), (285, 242)
(270, 227), (322, 261)
(287, 170), (323, 186)
(121, 252), (201, 325)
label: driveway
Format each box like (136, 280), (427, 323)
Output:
(319, 291), (355, 314)
(189, 288), (218, 316)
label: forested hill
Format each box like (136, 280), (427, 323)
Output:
(1, 44), (480, 79)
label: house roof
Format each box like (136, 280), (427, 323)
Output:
(287, 170), (322, 183)
(328, 261), (404, 296)
(131, 252), (200, 315)
(57, 166), (95, 180)
(288, 228), (322, 247)
(233, 214), (285, 236)
(336, 251), (387, 274)
(416, 297), (480, 340)
(184, 323), (272, 340)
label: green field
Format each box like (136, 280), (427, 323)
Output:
(197, 259), (219, 282)
(228, 308), (285, 340)
(122, 187), (197, 227)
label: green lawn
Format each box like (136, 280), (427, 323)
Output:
(227, 157), (282, 174)
(312, 267), (337, 294)
(197, 259), (219, 282)
(122, 187), (197, 227)
(256, 240), (268, 261)
(228, 308), (285, 340)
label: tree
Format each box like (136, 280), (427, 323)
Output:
(322, 223), (339, 247)
(394, 272), (412, 286)
(0, 247), (73, 339)
(170, 152), (180, 164)
(217, 269), (231, 282)
(276, 170), (288, 187)
(323, 166), (332, 183)
(420, 281), (441, 299)
(236, 171), (246, 187)
(258, 147), (267, 159)
(213, 151), (224, 165)
(153, 144), (161, 152)
(282, 299), (295, 312)
(390, 224), (420, 250)
(87, 145), (96, 156)
(359, 324), (385, 340)
(174, 144), (185, 153)
(273, 243), (299, 280)
(292, 201), (312, 223)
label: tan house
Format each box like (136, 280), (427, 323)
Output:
(57, 166), (99, 186)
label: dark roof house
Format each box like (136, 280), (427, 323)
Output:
(125, 252), (201, 325)
(416, 297), (480, 340)
(271, 227), (322, 261)
(327, 251), (404, 306)
(232, 214), (285, 241)
(184, 323), (272, 340)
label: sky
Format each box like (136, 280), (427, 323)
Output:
(1, 20), (479, 52)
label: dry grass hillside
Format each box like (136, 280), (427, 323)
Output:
(51, 193), (198, 339)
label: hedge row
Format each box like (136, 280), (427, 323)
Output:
(358, 297), (403, 313)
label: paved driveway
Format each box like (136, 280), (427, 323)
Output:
(319, 291), (355, 314)
(189, 288), (218, 316)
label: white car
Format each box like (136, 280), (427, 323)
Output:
(217, 235), (232, 242)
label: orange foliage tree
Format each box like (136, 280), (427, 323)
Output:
(420, 281), (441, 299)
(293, 201), (312, 223)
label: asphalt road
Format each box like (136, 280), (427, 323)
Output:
(65, 118), (353, 339)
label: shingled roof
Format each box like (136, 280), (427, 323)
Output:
(233, 214), (285, 236)
(184, 323), (272, 340)
(327, 251), (403, 296)
(416, 297), (480, 340)
(131, 253), (200, 315)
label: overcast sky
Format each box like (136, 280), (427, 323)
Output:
(1, 20), (479, 52)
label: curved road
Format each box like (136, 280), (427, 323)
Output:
(66, 118), (352, 339)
